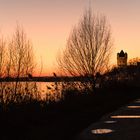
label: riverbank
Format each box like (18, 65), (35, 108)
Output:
(0, 85), (140, 140)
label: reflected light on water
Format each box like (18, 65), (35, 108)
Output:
(127, 106), (140, 109)
(104, 120), (116, 124)
(111, 115), (140, 119)
(91, 129), (114, 134)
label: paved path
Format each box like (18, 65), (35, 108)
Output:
(77, 99), (140, 140)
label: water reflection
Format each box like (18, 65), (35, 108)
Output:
(0, 81), (91, 102)
(111, 115), (140, 119)
(91, 129), (114, 134)
(38, 81), (87, 100)
(37, 82), (62, 101)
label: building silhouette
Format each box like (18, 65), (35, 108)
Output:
(117, 50), (127, 67)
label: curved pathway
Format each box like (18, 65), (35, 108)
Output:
(77, 99), (140, 140)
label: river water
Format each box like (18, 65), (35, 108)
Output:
(35, 81), (87, 101)
(0, 81), (90, 102)
(37, 82), (62, 100)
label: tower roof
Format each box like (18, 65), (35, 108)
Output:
(119, 50), (126, 57)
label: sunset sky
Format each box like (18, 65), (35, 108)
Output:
(0, 0), (140, 76)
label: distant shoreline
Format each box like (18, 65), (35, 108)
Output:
(0, 76), (93, 82)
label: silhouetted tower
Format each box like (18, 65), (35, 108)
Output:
(117, 50), (127, 67)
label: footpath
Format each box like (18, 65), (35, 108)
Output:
(77, 99), (140, 140)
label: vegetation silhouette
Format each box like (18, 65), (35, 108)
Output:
(58, 9), (113, 92)
(0, 75), (140, 140)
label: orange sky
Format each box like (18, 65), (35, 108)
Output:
(0, 0), (140, 76)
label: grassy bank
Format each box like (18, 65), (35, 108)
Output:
(0, 84), (140, 140)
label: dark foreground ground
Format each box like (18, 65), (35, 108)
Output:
(0, 84), (140, 140)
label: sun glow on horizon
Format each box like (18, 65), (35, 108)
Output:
(0, 0), (140, 75)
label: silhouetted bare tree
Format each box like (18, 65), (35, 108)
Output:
(58, 10), (113, 90)
(7, 25), (35, 95)
(129, 57), (140, 65)
(0, 25), (41, 105)
(0, 37), (6, 78)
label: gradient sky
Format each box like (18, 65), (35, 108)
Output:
(0, 0), (140, 75)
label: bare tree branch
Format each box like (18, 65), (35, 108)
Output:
(58, 10), (113, 91)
